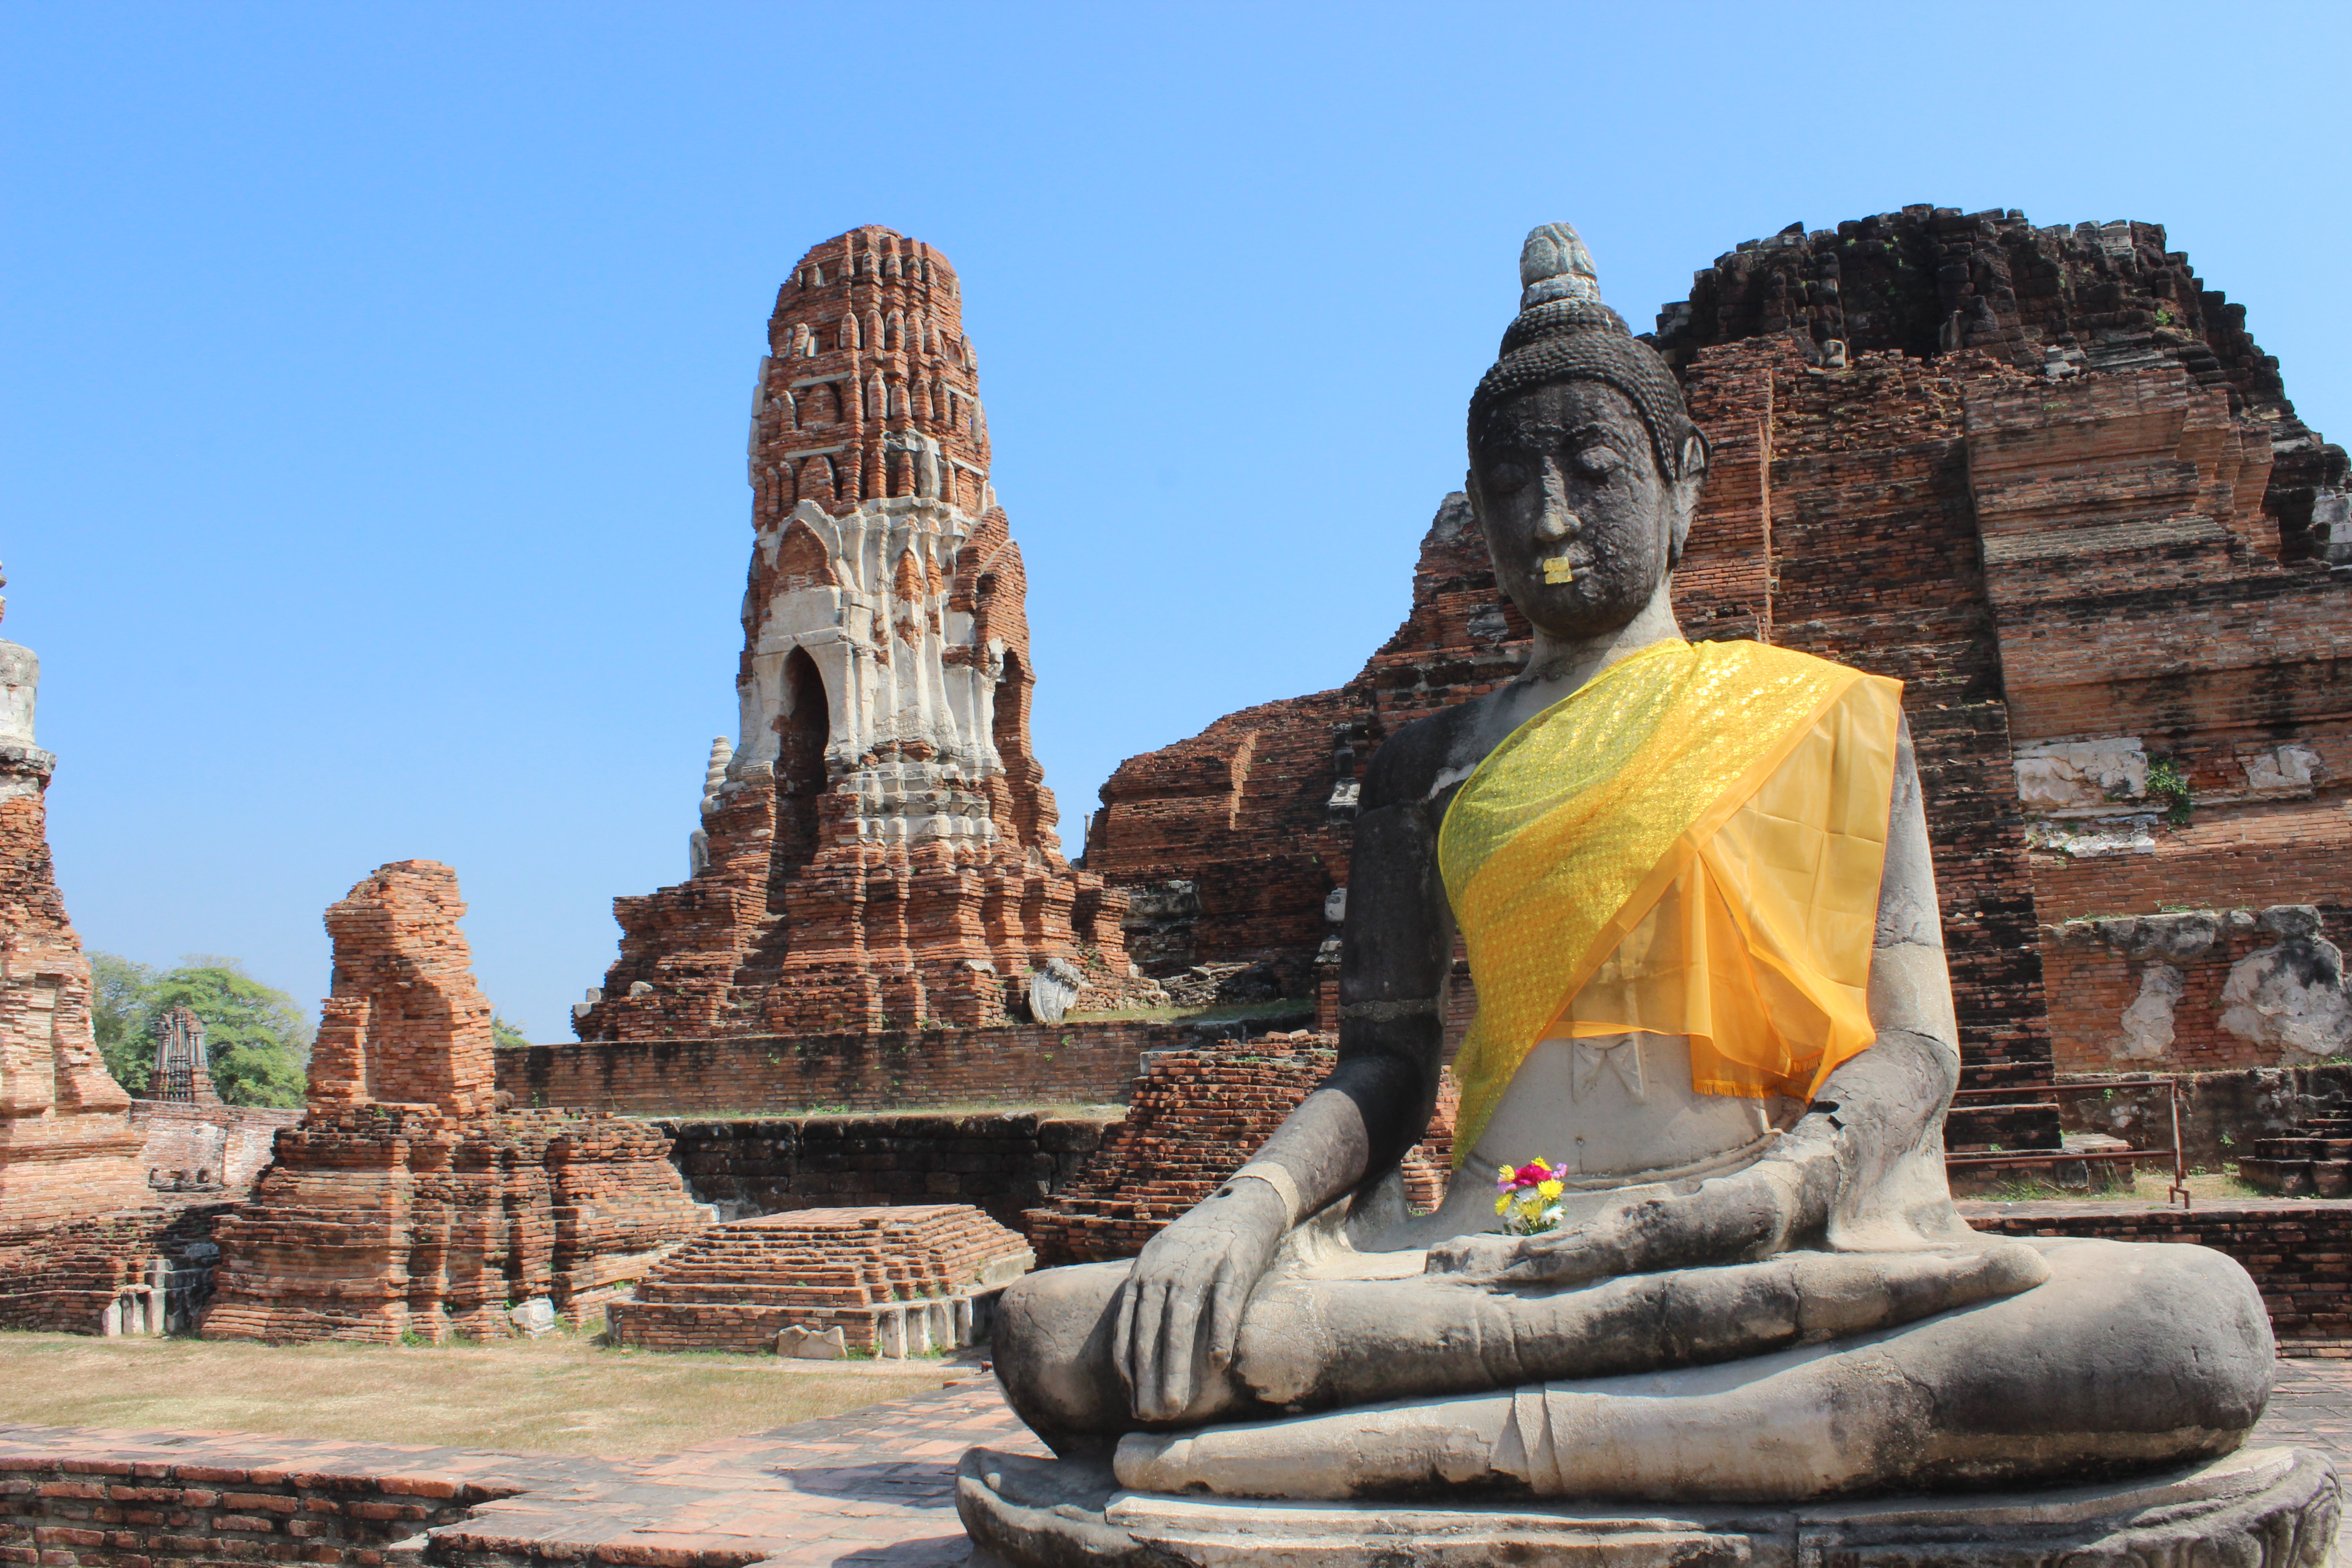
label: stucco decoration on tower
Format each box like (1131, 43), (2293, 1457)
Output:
(581, 227), (1160, 1041)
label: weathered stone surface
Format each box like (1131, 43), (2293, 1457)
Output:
(959, 1444), (2338, 1568)
(578, 226), (1160, 1042)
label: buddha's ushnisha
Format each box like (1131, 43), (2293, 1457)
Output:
(988, 223), (2274, 1502)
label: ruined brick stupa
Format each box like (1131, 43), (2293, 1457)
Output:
(208, 861), (708, 1343)
(0, 572), (146, 1222)
(578, 226), (1157, 1041)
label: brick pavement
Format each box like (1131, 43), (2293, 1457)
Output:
(6, 1359), (2349, 1568)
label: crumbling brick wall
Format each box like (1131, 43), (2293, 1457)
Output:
(0, 1448), (503, 1568)
(1026, 1034), (1457, 1265)
(2042, 905), (2352, 1075)
(207, 862), (710, 1344)
(658, 1111), (1114, 1234)
(495, 1016), (1293, 1117)
(314, 861), (495, 1117)
(206, 1106), (708, 1343)
(128, 1102), (301, 1195)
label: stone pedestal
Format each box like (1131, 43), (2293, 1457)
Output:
(958, 1444), (2339, 1568)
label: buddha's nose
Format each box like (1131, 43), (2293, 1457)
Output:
(1535, 507), (1580, 542)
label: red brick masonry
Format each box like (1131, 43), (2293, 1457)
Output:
(608, 1205), (1031, 1355)
(496, 1019), (1264, 1117)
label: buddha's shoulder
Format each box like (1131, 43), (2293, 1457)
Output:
(1361, 691), (1510, 812)
(1702, 638), (1890, 687)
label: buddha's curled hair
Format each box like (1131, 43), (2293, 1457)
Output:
(1469, 223), (1707, 482)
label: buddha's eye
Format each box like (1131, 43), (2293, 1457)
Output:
(1484, 453), (1533, 493)
(1571, 446), (1624, 483)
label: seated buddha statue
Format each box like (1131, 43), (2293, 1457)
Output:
(980, 223), (2277, 1510)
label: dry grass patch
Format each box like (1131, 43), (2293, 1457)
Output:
(1967, 1167), (2279, 1204)
(0, 1328), (955, 1455)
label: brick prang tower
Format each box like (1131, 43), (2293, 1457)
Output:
(580, 226), (1156, 1041)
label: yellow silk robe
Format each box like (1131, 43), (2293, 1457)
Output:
(1438, 640), (1903, 1161)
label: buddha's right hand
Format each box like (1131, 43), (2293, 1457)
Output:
(1112, 1175), (1291, 1422)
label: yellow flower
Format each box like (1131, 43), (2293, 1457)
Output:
(1494, 1193), (1512, 1216)
(1536, 1179), (1564, 1200)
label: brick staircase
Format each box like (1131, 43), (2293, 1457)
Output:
(2239, 1108), (2352, 1198)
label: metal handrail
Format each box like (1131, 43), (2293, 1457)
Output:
(1945, 1073), (2191, 1210)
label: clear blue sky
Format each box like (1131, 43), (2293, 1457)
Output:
(8, 2), (2345, 1039)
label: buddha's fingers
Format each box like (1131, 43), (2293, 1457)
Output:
(1232, 1243), (2049, 1412)
(1491, 1153), (1837, 1288)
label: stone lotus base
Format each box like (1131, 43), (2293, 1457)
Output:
(957, 1443), (2340, 1568)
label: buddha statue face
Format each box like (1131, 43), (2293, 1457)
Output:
(1468, 379), (1703, 642)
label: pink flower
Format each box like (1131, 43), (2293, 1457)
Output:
(1496, 1156), (1555, 1191)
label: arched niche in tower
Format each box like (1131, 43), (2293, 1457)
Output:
(773, 647), (831, 888)
(991, 647), (1027, 848)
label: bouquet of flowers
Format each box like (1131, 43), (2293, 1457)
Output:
(1494, 1157), (1567, 1235)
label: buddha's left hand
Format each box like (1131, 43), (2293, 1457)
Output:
(1426, 1140), (1833, 1285)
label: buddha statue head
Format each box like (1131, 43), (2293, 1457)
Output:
(1466, 223), (1709, 642)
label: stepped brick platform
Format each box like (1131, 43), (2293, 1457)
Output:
(1961, 1196), (2352, 1349)
(210, 1106), (710, 1343)
(6, 1361), (2350, 1568)
(2242, 1107), (2352, 1198)
(207, 862), (709, 1343)
(1025, 1034), (1457, 1265)
(608, 1205), (1032, 1356)
(579, 226), (1160, 1044)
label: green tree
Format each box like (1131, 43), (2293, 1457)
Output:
(149, 960), (311, 1107)
(490, 1012), (531, 1050)
(90, 952), (161, 1094)
(88, 953), (313, 1108)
